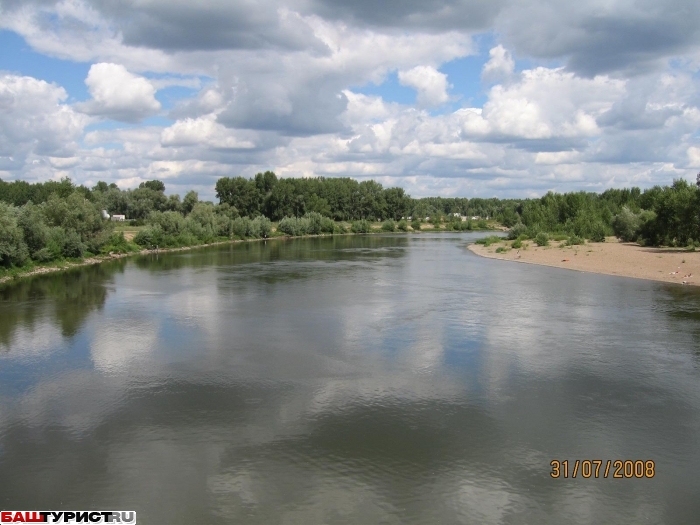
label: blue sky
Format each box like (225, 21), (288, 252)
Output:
(1, 0), (699, 199)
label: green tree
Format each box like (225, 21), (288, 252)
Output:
(183, 191), (199, 215)
(0, 202), (29, 267)
(139, 180), (166, 192)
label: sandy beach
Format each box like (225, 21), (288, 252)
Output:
(468, 237), (700, 287)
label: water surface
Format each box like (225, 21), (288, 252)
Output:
(1, 233), (699, 524)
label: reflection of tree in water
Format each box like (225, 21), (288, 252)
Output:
(0, 260), (126, 349)
(657, 285), (700, 355)
(133, 236), (409, 275)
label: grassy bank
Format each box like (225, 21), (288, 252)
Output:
(0, 220), (497, 285)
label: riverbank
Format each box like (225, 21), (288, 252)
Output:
(1, 226), (495, 285)
(0, 235), (322, 285)
(468, 237), (700, 286)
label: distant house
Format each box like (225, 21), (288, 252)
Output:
(111, 214), (126, 222)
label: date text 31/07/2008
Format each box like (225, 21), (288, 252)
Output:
(550, 460), (655, 479)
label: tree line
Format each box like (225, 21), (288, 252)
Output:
(1, 173), (700, 273)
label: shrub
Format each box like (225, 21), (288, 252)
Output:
(320, 217), (335, 234)
(566, 235), (584, 246)
(525, 224), (542, 239)
(351, 219), (371, 233)
(18, 202), (49, 256)
(0, 202), (29, 267)
(476, 219), (488, 229)
(397, 219), (408, 232)
(62, 229), (86, 258)
(147, 210), (185, 236)
(277, 216), (310, 236)
(134, 225), (164, 247)
(252, 216), (272, 238)
(535, 232), (549, 246)
(475, 235), (503, 247)
(334, 222), (348, 234)
(507, 223), (528, 240)
(612, 206), (640, 242)
(101, 232), (138, 254)
(552, 233), (569, 241)
(232, 217), (253, 238)
(381, 219), (396, 232)
(589, 222), (606, 242)
(305, 211), (323, 235)
(512, 239), (523, 249)
(411, 218), (422, 231)
(495, 246), (508, 253)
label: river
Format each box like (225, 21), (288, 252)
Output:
(1, 233), (699, 524)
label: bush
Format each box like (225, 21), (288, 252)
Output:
(18, 202), (49, 256)
(101, 232), (138, 254)
(147, 210), (186, 236)
(0, 202), (29, 267)
(475, 235), (503, 247)
(512, 239), (522, 249)
(381, 219), (396, 232)
(566, 235), (584, 246)
(476, 219), (488, 229)
(305, 211), (323, 235)
(507, 223), (528, 240)
(397, 219), (408, 232)
(612, 206), (640, 242)
(44, 227), (66, 259)
(351, 219), (371, 233)
(334, 222), (348, 234)
(495, 246), (508, 253)
(134, 225), (164, 247)
(62, 230), (86, 258)
(232, 217), (253, 238)
(411, 218), (422, 231)
(252, 216), (272, 238)
(321, 217), (335, 234)
(589, 222), (606, 242)
(535, 232), (549, 246)
(277, 216), (310, 236)
(552, 233), (569, 241)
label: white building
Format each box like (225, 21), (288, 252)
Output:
(111, 214), (126, 222)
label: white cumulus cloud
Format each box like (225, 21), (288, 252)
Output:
(482, 45), (515, 84)
(398, 65), (451, 108)
(0, 73), (88, 162)
(77, 63), (161, 122)
(161, 115), (256, 150)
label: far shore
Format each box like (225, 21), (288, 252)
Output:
(468, 237), (699, 287)
(0, 224), (496, 286)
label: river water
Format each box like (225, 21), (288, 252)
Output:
(1, 233), (699, 524)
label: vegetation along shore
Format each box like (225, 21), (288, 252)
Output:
(0, 173), (495, 284)
(1, 172), (699, 284)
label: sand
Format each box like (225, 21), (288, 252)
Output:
(468, 237), (700, 287)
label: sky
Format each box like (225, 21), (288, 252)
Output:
(1, 0), (700, 201)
